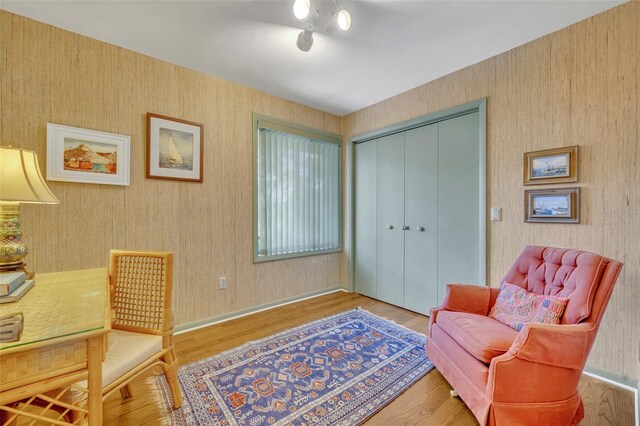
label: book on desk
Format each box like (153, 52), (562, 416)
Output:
(0, 271), (27, 296)
(0, 279), (35, 304)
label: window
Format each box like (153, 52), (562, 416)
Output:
(253, 114), (342, 261)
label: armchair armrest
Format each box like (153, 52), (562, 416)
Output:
(507, 323), (591, 370)
(487, 323), (593, 402)
(428, 284), (496, 334)
(439, 283), (495, 316)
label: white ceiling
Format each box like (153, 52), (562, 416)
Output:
(1, 0), (626, 116)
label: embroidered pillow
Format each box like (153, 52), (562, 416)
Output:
(490, 282), (568, 332)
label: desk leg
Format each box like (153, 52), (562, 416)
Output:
(86, 335), (103, 426)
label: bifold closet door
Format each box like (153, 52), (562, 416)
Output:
(354, 109), (483, 313)
(404, 124), (438, 314)
(376, 133), (404, 307)
(438, 112), (481, 301)
(354, 141), (377, 298)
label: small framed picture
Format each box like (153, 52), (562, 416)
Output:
(524, 146), (578, 185)
(147, 113), (204, 182)
(524, 188), (580, 223)
(46, 123), (130, 186)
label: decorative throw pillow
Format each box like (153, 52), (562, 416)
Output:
(490, 282), (568, 332)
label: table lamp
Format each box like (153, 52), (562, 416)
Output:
(0, 146), (59, 272)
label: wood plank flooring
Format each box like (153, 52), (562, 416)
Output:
(101, 292), (636, 426)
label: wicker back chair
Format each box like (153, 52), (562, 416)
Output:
(104, 250), (183, 407)
(110, 249), (173, 336)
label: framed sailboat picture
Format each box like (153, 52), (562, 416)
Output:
(524, 146), (578, 185)
(147, 113), (204, 182)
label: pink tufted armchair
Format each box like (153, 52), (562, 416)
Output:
(426, 245), (623, 425)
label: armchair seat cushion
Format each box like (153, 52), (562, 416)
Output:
(437, 311), (518, 364)
(102, 329), (163, 387)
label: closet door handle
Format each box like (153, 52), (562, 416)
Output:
(402, 225), (410, 230)
(387, 225), (394, 230)
(416, 226), (425, 232)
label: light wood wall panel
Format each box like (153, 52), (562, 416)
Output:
(341, 3), (639, 380)
(0, 11), (342, 326)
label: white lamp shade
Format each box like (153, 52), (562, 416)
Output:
(0, 146), (59, 204)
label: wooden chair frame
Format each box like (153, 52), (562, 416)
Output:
(104, 250), (183, 408)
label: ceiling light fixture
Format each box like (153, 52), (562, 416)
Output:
(336, 10), (351, 31)
(297, 26), (314, 52)
(293, 0), (311, 20)
(293, 0), (320, 22)
(293, 0), (351, 52)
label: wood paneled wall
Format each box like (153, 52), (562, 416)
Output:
(0, 10), (342, 326)
(342, 3), (639, 379)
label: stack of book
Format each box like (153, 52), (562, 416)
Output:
(0, 272), (35, 304)
(0, 312), (24, 342)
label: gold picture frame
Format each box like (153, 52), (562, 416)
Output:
(524, 146), (578, 185)
(524, 187), (580, 223)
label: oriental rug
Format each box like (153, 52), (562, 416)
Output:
(153, 308), (433, 425)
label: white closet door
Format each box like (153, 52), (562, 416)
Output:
(404, 124), (439, 314)
(438, 112), (481, 303)
(354, 141), (377, 298)
(376, 133), (405, 307)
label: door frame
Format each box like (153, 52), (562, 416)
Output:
(347, 98), (487, 293)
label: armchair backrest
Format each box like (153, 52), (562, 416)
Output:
(108, 250), (174, 335)
(501, 245), (622, 325)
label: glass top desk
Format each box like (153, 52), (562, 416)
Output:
(0, 268), (110, 425)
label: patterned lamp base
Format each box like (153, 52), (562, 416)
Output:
(0, 202), (28, 272)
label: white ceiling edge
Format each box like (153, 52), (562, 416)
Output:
(0, 1), (628, 117)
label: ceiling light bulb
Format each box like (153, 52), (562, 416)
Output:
(293, 0), (311, 20)
(337, 9), (351, 31)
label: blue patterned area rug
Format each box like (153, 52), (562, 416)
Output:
(154, 308), (433, 425)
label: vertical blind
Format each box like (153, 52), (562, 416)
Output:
(256, 127), (340, 259)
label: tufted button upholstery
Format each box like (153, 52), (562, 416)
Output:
(501, 245), (608, 324)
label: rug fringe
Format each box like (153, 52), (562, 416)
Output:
(143, 374), (174, 426)
(356, 307), (426, 337)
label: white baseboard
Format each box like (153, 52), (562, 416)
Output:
(175, 287), (348, 335)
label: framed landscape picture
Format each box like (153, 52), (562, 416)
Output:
(147, 113), (204, 182)
(524, 146), (578, 185)
(46, 123), (130, 186)
(524, 187), (580, 223)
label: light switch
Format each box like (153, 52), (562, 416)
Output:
(491, 207), (502, 222)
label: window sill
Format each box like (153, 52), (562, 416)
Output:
(253, 247), (343, 263)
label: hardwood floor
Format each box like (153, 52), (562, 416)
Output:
(101, 292), (635, 426)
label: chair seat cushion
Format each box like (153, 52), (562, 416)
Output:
(76, 329), (163, 391)
(437, 311), (518, 364)
(102, 329), (163, 387)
